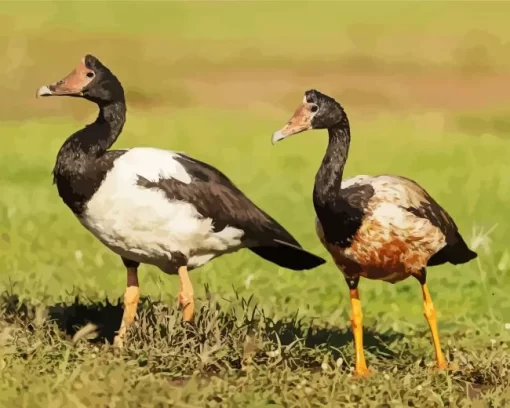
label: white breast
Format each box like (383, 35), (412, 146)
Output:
(79, 147), (245, 272)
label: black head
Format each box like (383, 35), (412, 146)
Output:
(272, 89), (346, 143)
(36, 54), (125, 105)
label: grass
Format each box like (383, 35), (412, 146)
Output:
(1, 291), (509, 407)
(1, 1), (510, 407)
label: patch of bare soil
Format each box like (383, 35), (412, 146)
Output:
(5, 66), (510, 122)
(177, 69), (510, 113)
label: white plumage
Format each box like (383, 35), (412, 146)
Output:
(79, 147), (245, 273)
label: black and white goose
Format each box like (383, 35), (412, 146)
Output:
(36, 55), (325, 346)
(272, 90), (477, 376)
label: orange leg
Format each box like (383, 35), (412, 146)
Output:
(347, 278), (370, 376)
(415, 269), (447, 370)
(420, 283), (448, 369)
(113, 266), (140, 348)
(178, 265), (194, 322)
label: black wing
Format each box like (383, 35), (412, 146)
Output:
(398, 176), (460, 244)
(398, 176), (477, 266)
(136, 154), (325, 270)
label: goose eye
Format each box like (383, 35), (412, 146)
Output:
(86, 72), (95, 78)
(310, 104), (319, 113)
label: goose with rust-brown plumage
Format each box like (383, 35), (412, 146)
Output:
(272, 89), (477, 376)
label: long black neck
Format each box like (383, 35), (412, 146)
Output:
(313, 116), (351, 207)
(52, 99), (127, 215)
(93, 100), (126, 155)
(312, 113), (370, 248)
(54, 100), (126, 175)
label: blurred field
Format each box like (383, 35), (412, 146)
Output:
(0, 2), (509, 407)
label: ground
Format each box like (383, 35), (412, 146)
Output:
(0, 2), (509, 407)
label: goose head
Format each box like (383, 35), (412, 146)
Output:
(272, 89), (346, 144)
(37, 54), (124, 106)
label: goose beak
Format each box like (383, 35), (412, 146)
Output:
(271, 103), (314, 144)
(36, 85), (52, 98)
(36, 58), (92, 100)
(36, 81), (84, 99)
(271, 130), (287, 144)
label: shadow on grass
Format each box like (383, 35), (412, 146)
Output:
(2, 290), (508, 397)
(267, 319), (403, 360)
(48, 296), (125, 344)
(0, 291), (124, 343)
(0, 290), (404, 360)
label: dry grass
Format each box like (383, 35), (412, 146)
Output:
(1, 290), (509, 407)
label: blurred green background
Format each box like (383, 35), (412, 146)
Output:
(0, 2), (509, 405)
(1, 0), (508, 321)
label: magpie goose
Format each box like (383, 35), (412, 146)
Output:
(272, 89), (476, 376)
(36, 56), (325, 346)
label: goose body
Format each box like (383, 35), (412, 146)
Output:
(316, 174), (473, 284)
(38, 55), (325, 345)
(75, 148), (241, 271)
(273, 89), (476, 376)
(58, 144), (320, 274)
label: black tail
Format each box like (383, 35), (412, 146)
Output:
(428, 235), (477, 267)
(243, 201), (326, 270)
(249, 239), (326, 271)
(446, 241), (478, 265)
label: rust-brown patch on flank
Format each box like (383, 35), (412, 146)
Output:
(345, 218), (432, 283)
(315, 193), (443, 284)
(48, 58), (95, 96)
(316, 219), (362, 279)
